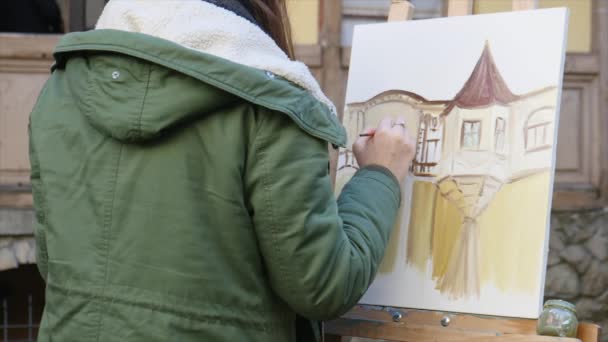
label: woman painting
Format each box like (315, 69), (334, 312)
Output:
(28, 1), (415, 341)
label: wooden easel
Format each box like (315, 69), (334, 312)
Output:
(324, 305), (601, 342)
(324, 1), (603, 341)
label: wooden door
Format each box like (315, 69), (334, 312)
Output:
(550, 1), (608, 209)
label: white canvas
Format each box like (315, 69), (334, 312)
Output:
(337, 8), (569, 318)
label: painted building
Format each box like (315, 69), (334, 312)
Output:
(342, 42), (557, 219)
(344, 43), (556, 175)
(339, 41), (559, 298)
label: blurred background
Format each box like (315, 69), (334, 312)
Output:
(0, 0), (606, 341)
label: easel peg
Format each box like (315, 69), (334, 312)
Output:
(391, 310), (403, 322)
(388, 0), (414, 22)
(440, 316), (451, 327)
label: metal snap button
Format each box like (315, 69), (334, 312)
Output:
(265, 70), (276, 79)
(111, 71), (120, 80)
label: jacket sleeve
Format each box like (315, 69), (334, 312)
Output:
(245, 108), (402, 320)
(29, 124), (49, 282)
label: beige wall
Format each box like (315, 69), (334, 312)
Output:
(474, 0), (592, 52)
(287, 0), (319, 45)
(0, 35), (59, 188)
(538, 0), (592, 53)
(474, 0), (512, 14)
(0, 74), (48, 185)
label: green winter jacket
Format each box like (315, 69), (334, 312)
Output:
(29, 29), (401, 342)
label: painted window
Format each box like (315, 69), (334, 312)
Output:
(525, 108), (554, 152)
(424, 117), (443, 162)
(526, 124), (551, 151)
(461, 121), (481, 149)
(415, 119), (426, 163)
(494, 117), (506, 152)
(413, 116), (443, 175)
(338, 150), (358, 170)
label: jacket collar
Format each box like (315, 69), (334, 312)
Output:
(94, 0), (336, 116)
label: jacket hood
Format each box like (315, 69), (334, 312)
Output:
(53, 29), (347, 146)
(71, 51), (242, 142)
(51, 1), (346, 146)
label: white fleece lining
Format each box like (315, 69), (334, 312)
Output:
(95, 0), (337, 115)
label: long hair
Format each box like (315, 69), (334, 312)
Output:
(248, 0), (295, 59)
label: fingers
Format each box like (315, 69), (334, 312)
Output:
(379, 117), (393, 131)
(391, 116), (408, 134)
(353, 115), (417, 182)
(353, 127), (375, 152)
(377, 116), (408, 134)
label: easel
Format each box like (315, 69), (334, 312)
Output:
(324, 305), (601, 342)
(324, 1), (603, 341)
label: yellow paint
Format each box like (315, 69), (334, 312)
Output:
(334, 167), (356, 196)
(379, 199), (405, 274)
(539, 0), (592, 53)
(436, 218), (481, 297)
(431, 188), (464, 280)
(404, 182), (437, 272)
(474, 0), (513, 15)
(406, 171), (550, 295)
(478, 171), (550, 293)
(437, 178), (458, 193)
(286, 0), (319, 45)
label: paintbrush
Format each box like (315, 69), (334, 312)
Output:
(359, 123), (405, 137)
(359, 129), (376, 137)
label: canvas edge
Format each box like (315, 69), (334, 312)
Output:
(536, 7), (571, 319)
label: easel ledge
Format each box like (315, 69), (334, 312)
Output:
(324, 304), (601, 342)
(324, 1), (602, 341)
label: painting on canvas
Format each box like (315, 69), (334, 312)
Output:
(336, 8), (568, 318)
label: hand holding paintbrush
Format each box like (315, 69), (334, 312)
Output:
(353, 117), (415, 184)
(358, 129), (376, 137)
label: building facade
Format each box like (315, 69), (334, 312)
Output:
(0, 0), (607, 340)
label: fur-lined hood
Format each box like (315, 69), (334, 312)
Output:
(95, 0), (336, 115)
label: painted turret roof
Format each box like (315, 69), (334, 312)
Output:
(442, 41), (519, 115)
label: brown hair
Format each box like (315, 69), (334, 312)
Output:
(248, 0), (295, 59)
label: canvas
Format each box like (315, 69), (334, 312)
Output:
(337, 8), (568, 318)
